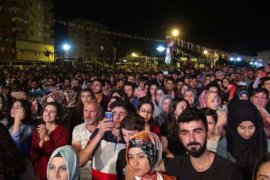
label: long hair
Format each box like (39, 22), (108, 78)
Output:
(0, 124), (26, 178)
(167, 97), (189, 138)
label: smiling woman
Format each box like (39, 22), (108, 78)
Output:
(30, 102), (69, 180)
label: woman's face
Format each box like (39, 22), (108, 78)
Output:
(256, 161), (270, 180)
(43, 105), (58, 123)
(222, 79), (230, 88)
(174, 101), (187, 119)
(149, 85), (158, 97)
(184, 91), (195, 106)
(138, 103), (153, 123)
(206, 92), (220, 110)
(155, 90), (164, 102)
(162, 99), (171, 113)
(237, 121), (256, 139)
(181, 85), (189, 95)
(206, 115), (216, 137)
(128, 147), (151, 177)
(48, 157), (68, 180)
(10, 101), (23, 118)
(80, 91), (92, 105)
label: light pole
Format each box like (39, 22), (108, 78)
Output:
(62, 43), (70, 62)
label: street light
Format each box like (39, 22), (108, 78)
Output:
(171, 29), (180, 37)
(62, 44), (70, 51)
(203, 50), (208, 55)
(157, 45), (166, 52)
(131, 52), (138, 57)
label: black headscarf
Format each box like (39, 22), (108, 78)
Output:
(227, 99), (267, 179)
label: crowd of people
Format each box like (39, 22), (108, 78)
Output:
(0, 64), (270, 180)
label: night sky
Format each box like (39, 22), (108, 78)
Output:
(54, 0), (270, 56)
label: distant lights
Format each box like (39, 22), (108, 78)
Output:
(157, 45), (166, 52)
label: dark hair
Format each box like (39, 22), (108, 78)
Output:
(124, 81), (136, 91)
(250, 88), (268, 98)
(107, 89), (129, 102)
(145, 81), (159, 100)
(253, 153), (270, 180)
(178, 108), (208, 132)
(200, 108), (218, 124)
(13, 99), (33, 125)
(120, 113), (145, 131)
(0, 124), (26, 178)
(165, 76), (175, 83)
(93, 79), (105, 87)
(110, 100), (129, 112)
(167, 97), (189, 138)
(42, 102), (62, 124)
(137, 98), (154, 113)
(79, 88), (96, 102)
(261, 77), (270, 85)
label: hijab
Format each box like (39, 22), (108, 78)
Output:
(227, 99), (267, 178)
(127, 131), (162, 179)
(47, 145), (79, 180)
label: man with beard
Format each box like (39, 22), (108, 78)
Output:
(82, 101), (128, 180)
(91, 79), (108, 111)
(72, 99), (101, 179)
(159, 108), (242, 180)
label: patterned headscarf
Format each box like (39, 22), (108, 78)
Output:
(127, 131), (162, 172)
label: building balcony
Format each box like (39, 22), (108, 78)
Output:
(43, 28), (54, 35)
(12, 22), (28, 29)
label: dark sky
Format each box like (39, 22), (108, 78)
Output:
(54, 0), (270, 56)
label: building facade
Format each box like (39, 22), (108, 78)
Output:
(67, 18), (113, 64)
(0, 0), (54, 64)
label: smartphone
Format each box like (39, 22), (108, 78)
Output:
(105, 112), (113, 122)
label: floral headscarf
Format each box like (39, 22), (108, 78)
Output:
(127, 131), (162, 172)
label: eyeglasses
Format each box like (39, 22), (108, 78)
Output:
(139, 109), (152, 114)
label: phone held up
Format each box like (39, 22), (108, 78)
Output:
(105, 112), (113, 123)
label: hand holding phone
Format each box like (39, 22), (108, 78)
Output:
(104, 112), (113, 122)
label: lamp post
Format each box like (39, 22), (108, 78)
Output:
(62, 43), (70, 63)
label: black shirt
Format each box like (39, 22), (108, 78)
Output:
(160, 122), (186, 156)
(164, 153), (243, 180)
(116, 148), (126, 180)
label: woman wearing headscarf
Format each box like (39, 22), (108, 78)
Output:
(217, 100), (270, 180)
(47, 145), (79, 180)
(154, 95), (172, 126)
(126, 131), (176, 180)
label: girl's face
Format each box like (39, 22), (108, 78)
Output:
(43, 105), (58, 123)
(81, 91), (92, 104)
(174, 101), (188, 119)
(149, 85), (157, 96)
(48, 157), (68, 180)
(181, 85), (189, 95)
(206, 93), (220, 110)
(206, 115), (216, 137)
(128, 147), (151, 177)
(10, 101), (23, 118)
(237, 121), (255, 140)
(155, 90), (164, 102)
(184, 91), (195, 106)
(138, 104), (153, 123)
(162, 99), (171, 113)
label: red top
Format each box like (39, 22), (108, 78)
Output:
(30, 125), (69, 180)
